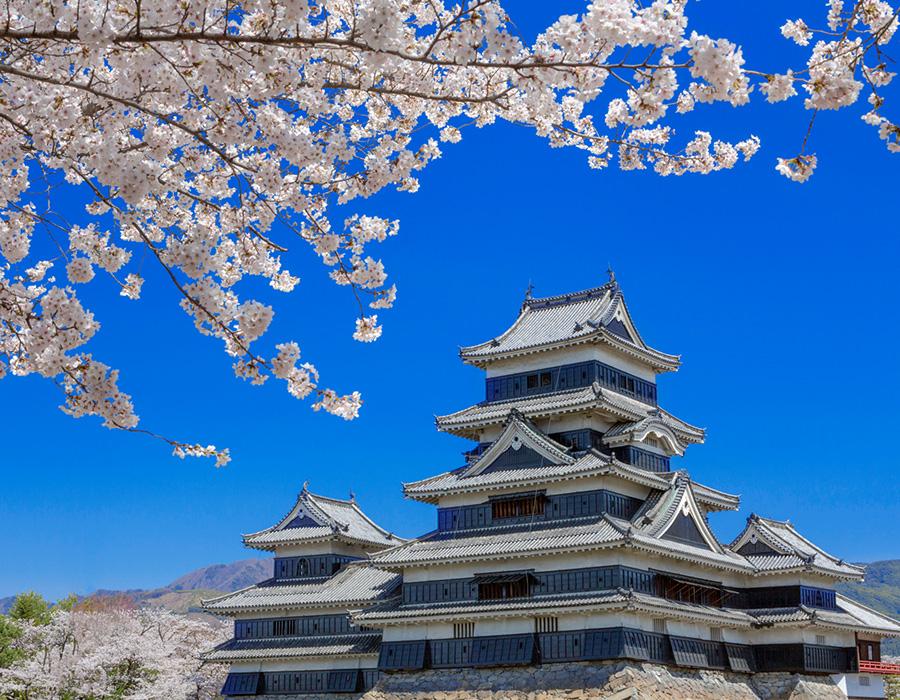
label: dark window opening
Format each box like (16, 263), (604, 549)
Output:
(491, 495), (546, 520)
(477, 575), (533, 600)
(656, 574), (728, 608)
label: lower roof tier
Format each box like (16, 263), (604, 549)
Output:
(354, 588), (900, 638)
(203, 564), (402, 616)
(204, 632), (381, 663)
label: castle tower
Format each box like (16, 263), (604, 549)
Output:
(355, 281), (899, 682)
(204, 487), (404, 696)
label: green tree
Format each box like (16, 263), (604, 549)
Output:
(8, 592), (51, 626)
(0, 615), (23, 668)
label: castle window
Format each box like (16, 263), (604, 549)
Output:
(476, 572), (534, 600)
(816, 634), (827, 646)
(491, 494), (545, 520)
(653, 618), (667, 634)
(710, 627), (723, 642)
(860, 676), (871, 686)
(535, 616), (559, 633)
(453, 623), (474, 639)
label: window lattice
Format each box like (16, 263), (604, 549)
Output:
(653, 618), (667, 634)
(453, 623), (475, 639)
(535, 617), (559, 633)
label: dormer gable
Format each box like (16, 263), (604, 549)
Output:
(242, 485), (405, 552)
(631, 474), (724, 553)
(603, 415), (687, 456)
(462, 411), (573, 478)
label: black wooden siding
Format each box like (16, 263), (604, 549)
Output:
(378, 640), (428, 671)
(484, 360), (657, 406)
(670, 636), (727, 669)
(436, 489), (642, 533)
(735, 585), (838, 611)
(402, 565), (653, 605)
(755, 644), (856, 674)
(613, 445), (671, 473)
(221, 669), (378, 696)
(221, 672), (262, 696)
(273, 554), (360, 580)
(262, 670), (359, 694)
(381, 631), (853, 675)
(234, 613), (355, 639)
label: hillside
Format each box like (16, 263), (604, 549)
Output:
(837, 559), (900, 654)
(0, 557), (272, 615)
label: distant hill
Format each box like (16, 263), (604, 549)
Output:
(837, 559), (900, 655)
(0, 558), (272, 615)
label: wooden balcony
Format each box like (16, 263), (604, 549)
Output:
(858, 659), (900, 675)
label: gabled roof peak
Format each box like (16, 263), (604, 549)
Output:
(522, 281), (617, 312)
(459, 280), (680, 371)
(242, 485), (405, 552)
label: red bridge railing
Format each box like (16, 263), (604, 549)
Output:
(858, 660), (900, 675)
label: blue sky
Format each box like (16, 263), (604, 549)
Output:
(1, 1), (898, 601)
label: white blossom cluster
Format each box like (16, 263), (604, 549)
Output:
(0, 0), (896, 461)
(0, 605), (228, 699)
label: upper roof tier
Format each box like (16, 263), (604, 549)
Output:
(459, 281), (680, 372)
(405, 411), (735, 510)
(435, 382), (705, 444)
(243, 486), (405, 552)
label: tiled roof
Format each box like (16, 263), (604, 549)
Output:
(434, 384), (704, 444)
(371, 515), (624, 567)
(458, 284), (680, 371)
(202, 633), (382, 662)
(747, 600), (900, 635)
(203, 564), (401, 615)
(355, 588), (754, 627)
(403, 451), (737, 513)
(603, 416), (685, 456)
(462, 411), (574, 477)
(835, 595), (900, 634)
(243, 488), (405, 552)
(729, 515), (864, 580)
(371, 509), (753, 573)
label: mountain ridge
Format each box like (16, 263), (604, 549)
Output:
(0, 557), (272, 615)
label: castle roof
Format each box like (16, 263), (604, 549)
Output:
(730, 515), (864, 580)
(242, 486), (405, 552)
(202, 562), (401, 615)
(459, 283), (680, 371)
(354, 588), (754, 627)
(435, 383), (704, 444)
(202, 632), (382, 663)
(403, 450), (738, 512)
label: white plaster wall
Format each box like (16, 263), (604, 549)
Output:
(832, 673), (885, 698)
(483, 345), (658, 382)
(230, 605), (350, 621)
(272, 541), (371, 558)
(228, 656), (379, 673)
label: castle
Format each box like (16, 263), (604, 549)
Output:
(203, 279), (900, 698)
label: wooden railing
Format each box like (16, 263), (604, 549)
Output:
(859, 660), (900, 675)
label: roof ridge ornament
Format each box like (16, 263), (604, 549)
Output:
(524, 280), (534, 301)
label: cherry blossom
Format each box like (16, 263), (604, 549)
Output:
(0, 605), (228, 699)
(0, 0), (896, 463)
